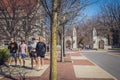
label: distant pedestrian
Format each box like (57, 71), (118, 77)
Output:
(8, 38), (18, 66)
(18, 40), (28, 67)
(47, 44), (50, 52)
(36, 36), (46, 70)
(29, 38), (37, 69)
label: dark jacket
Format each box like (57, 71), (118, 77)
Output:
(8, 42), (18, 53)
(36, 42), (46, 55)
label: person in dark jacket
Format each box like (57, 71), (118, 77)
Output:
(36, 36), (46, 70)
(8, 38), (18, 66)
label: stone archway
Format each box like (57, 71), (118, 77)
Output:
(99, 40), (104, 49)
(66, 40), (71, 49)
(65, 27), (77, 49)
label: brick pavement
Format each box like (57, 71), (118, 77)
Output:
(0, 51), (117, 80)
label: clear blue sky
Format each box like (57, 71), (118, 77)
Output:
(84, 0), (120, 18)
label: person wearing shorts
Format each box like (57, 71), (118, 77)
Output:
(18, 40), (28, 67)
(8, 38), (18, 66)
(29, 38), (37, 69)
(36, 36), (46, 70)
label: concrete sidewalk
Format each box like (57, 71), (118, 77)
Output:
(79, 50), (107, 53)
(0, 51), (117, 80)
(71, 53), (117, 80)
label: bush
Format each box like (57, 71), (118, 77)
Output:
(0, 48), (9, 65)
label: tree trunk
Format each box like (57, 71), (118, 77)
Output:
(50, 0), (58, 80)
(63, 25), (66, 57)
(25, 34), (29, 44)
(60, 29), (64, 62)
(60, 25), (66, 62)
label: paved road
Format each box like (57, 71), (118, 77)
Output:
(80, 51), (120, 80)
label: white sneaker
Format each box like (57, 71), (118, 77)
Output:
(6, 64), (11, 67)
(36, 67), (41, 71)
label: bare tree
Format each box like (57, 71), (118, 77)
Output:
(19, 0), (42, 42)
(38, 0), (58, 80)
(78, 0), (120, 48)
(0, 0), (24, 40)
(57, 0), (90, 62)
(98, 0), (120, 46)
(76, 19), (94, 49)
(0, 0), (43, 43)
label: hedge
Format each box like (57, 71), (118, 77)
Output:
(0, 48), (9, 65)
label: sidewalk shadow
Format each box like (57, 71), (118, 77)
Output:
(0, 64), (29, 80)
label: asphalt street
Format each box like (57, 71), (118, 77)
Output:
(80, 51), (120, 80)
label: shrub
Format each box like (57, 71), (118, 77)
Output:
(0, 48), (9, 65)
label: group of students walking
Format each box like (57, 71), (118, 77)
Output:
(7, 36), (46, 70)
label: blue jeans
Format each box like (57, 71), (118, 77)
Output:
(10, 53), (17, 58)
(19, 53), (26, 58)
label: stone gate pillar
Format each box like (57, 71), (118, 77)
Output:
(73, 27), (77, 48)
